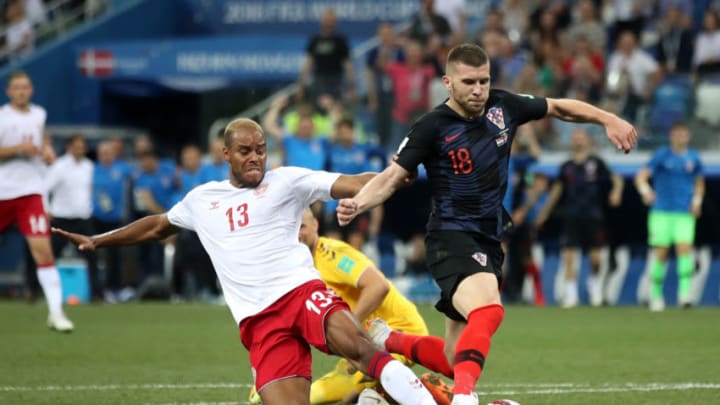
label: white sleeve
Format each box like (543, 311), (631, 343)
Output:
(167, 194), (195, 231)
(282, 167), (341, 206)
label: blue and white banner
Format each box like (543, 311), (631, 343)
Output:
(74, 36), (334, 90)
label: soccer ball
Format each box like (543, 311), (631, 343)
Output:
(487, 400), (521, 405)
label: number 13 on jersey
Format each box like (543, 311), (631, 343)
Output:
(225, 203), (249, 231)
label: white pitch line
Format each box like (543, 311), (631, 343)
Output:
(0, 383), (250, 392)
(476, 382), (720, 396)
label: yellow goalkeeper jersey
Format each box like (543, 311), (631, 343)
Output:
(313, 237), (428, 335)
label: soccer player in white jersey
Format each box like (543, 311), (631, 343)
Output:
(52, 118), (436, 405)
(0, 71), (74, 332)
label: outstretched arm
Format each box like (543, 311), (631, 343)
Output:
(546, 98), (637, 153)
(353, 267), (390, 322)
(337, 162), (409, 226)
(52, 214), (181, 251)
(330, 173), (377, 199)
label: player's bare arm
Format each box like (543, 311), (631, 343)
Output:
(634, 167), (655, 206)
(609, 173), (624, 207)
(330, 172), (377, 199)
(0, 141), (38, 159)
(546, 98), (637, 153)
(534, 181), (563, 228)
(352, 266), (390, 322)
(52, 214), (181, 251)
(691, 176), (705, 217)
(337, 162), (409, 226)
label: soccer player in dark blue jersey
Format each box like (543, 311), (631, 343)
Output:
(535, 129), (624, 308)
(635, 122), (704, 311)
(337, 43), (636, 405)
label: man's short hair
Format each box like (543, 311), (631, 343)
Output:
(7, 70), (30, 86)
(224, 118), (264, 146)
(446, 43), (489, 72)
(670, 121), (689, 132)
(337, 116), (354, 129)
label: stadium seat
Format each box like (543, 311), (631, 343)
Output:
(648, 75), (694, 133)
(695, 79), (720, 126)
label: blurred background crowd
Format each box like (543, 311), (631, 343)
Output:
(1, 0), (720, 306)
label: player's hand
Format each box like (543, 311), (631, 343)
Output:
(608, 189), (622, 207)
(604, 115), (637, 154)
(51, 227), (96, 251)
(512, 207), (528, 226)
(17, 141), (39, 157)
(640, 188), (656, 206)
(336, 198), (359, 226)
(41, 144), (56, 165)
(691, 204), (702, 218)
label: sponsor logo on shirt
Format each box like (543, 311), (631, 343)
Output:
(337, 256), (356, 274)
(472, 251), (487, 266)
(486, 107), (506, 129)
(209, 201), (220, 210)
(444, 131), (462, 142)
(685, 160), (695, 173)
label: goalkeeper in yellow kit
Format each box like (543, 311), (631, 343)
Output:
(302, 207), (429, 404)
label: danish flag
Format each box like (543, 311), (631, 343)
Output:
(78, 49), (114, 77)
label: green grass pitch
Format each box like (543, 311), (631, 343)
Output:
(1, 302), (719, 404)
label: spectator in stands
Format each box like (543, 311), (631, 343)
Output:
(282, 97), (333, 139)
(433, 0), (467, 46)
(535, 129), (624, 308)
(4, 0), (35, 59)
(693, 10), (720, 76)
(566, 0), (607, 53)
(605, 0), (652, 45)
(323, 117), (381, 251)
(384, 40), (435, 151)
(408, 0), (452, 46)
(199, 136), (229, 182)
(366, 22), (404, 147)
(172, 144), (217, 301)
(606, 31), (662, 122)
(263, 94), (329, 170)
(654, 5), (695, 74)
(92, 140), (132, 302)
(501, 0), (529, 44)
(46, 134), (102, 301)
(529, 8), (562, 61)
(24, 0), (46, 26)
(297, 9), (354, 102)
(132, 148), (176, 293)
(496, 33), (526, 89)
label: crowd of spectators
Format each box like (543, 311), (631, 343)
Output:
(1, 0), (107, 64)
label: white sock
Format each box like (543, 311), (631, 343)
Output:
(37, 266), (64, 317)
(379, 359), (435, 405)
(565, 279), (578, 304)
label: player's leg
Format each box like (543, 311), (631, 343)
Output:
(260, 378), (311, 405)
(586, 220), (608, 307)
(587, 247), (604, 306)
(17, 195), (73, 331)
(561, 220), (581, 308)
(648, 211), (672, 311)
(450, 272), (504, 400)
(323, 309), (436, 405)
(370, 319), (454, 378)
(672, 212), (696, 307)
(561, 247), (579, 307)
